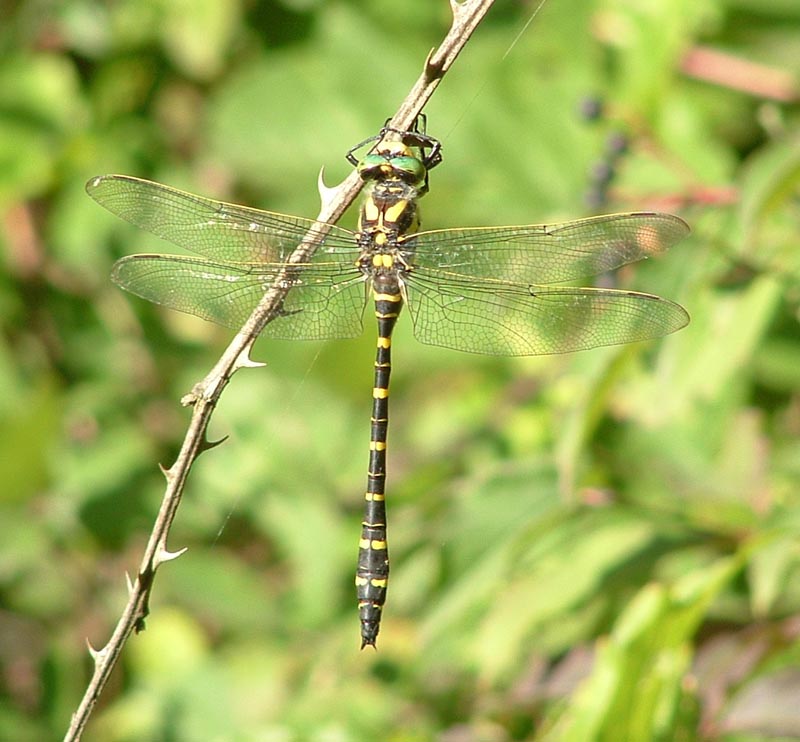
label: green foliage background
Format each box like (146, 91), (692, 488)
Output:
(2, 0), (800, 740)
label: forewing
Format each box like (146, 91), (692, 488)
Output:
(112, 255), (368, 340)
(87, 174), (358, 262)
(404, 271), (689, 356)
(409, 212), (689, 284)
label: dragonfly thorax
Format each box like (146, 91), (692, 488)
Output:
(355, 182), (419, 298)
(357, 164), (426, 249)
(358, 185), (421, 242)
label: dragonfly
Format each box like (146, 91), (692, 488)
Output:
(87, 118), (689, 648)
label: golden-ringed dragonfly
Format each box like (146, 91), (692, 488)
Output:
(87, 118), (689, 648)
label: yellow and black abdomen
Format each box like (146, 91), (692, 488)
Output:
(355, 278), (401, 648)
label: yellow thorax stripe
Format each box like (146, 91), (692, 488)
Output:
(384, 199), (409, 225)
(371, 253), (394, 268)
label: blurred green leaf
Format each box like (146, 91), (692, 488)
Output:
(0, 378), (61, 504)
(160, 0), (241, 79)
(0, 54), (83, 201)
(748, 531), (800, 617)
(550, 556), (739, 741)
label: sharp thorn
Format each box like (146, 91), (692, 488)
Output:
(199, 434), (228, 453)
(155, 546), (188, 565)
(234, 347), (266, 370)
(318, 167), (343, 210)
(86, 639), (105, 662)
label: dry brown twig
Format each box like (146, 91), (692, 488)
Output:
(64, 1), (496, 739)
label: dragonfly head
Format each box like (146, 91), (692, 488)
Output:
(347, 118), (442, 197)
(357, 140), (430, 193)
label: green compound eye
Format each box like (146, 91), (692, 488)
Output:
(357, 152), (427, 187)
(386, 155), (426, 182)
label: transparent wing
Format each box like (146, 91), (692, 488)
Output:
(404, 271), (689, 356)
(408, 212), (689, 284)
(111, 255), (368, 341)
(87, 174), (359, 262)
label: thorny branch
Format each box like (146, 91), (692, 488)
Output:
(64, 1), (496, 739)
